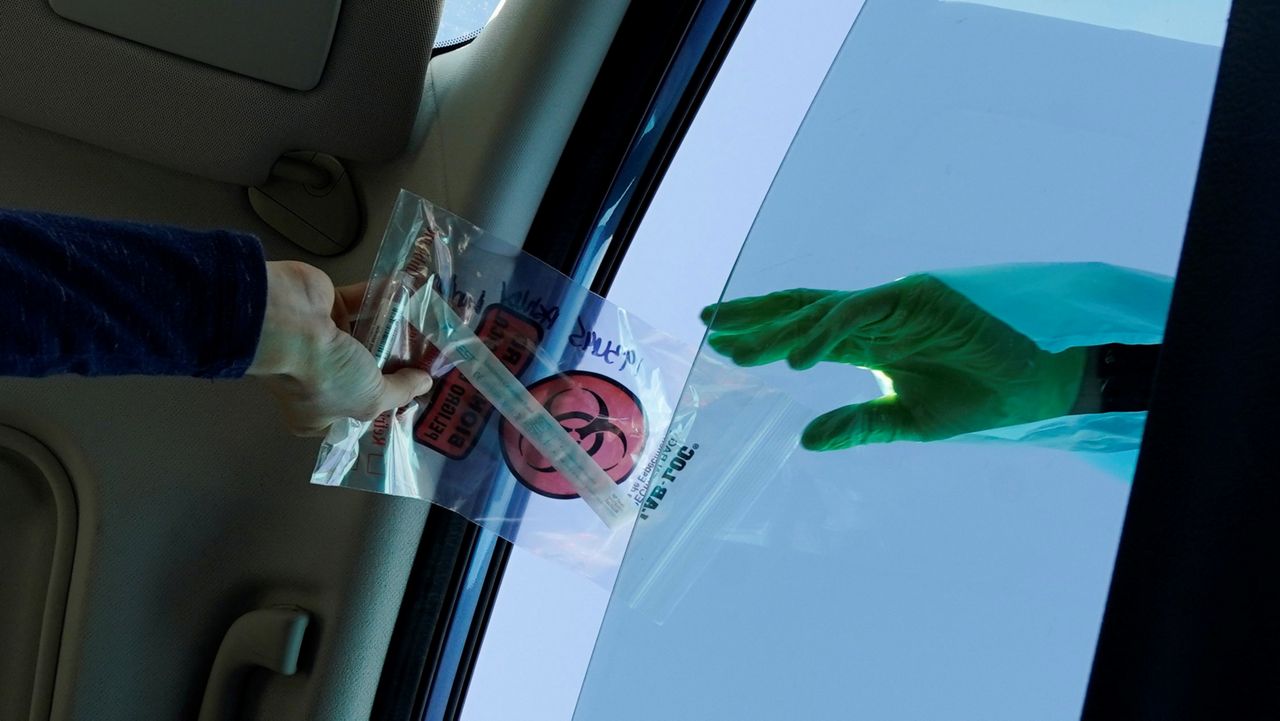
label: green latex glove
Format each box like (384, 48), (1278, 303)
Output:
(701, 274), (1087, 451)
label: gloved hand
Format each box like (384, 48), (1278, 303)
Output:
(701, 274), (1087, 451)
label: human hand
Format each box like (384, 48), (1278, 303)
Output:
(701, 274), (1086, 450)
(248, 261), (433, 436)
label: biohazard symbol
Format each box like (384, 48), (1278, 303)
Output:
(499, 371), (648, 499)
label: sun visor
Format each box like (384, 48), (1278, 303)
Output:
(0, 0), (443, 185)
(49, 0), (343, 91)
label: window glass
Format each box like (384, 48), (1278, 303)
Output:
(574, 2), (1228, 719)
(435, 0), (504, 48)
(459, 2), (861, 719)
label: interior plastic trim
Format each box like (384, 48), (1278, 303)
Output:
(0, 426), (77, 721)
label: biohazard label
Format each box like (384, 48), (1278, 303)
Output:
(413, 305), (542, 460)
(498, 371), (648, 499)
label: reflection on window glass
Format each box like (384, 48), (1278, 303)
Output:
(575, 2), (1228, 720)
(435, 0), (504, 48)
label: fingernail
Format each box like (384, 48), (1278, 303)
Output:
(417, 376), (435, 395)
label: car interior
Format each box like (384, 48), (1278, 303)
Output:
(1, 0), (1278, 720)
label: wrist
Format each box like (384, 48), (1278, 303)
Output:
(1068, 346), (1103, 415)
(1068, 343), (1162, 415)
(248, 261), (335, 378)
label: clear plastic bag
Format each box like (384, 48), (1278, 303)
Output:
(611, 356), (810, 622)
(312, 191), (702, 585)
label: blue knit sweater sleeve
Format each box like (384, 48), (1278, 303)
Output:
(0, 208), (267, 378)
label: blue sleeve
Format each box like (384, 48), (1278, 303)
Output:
(0, 208), (267, 379)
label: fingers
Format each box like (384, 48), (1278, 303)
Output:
(276, 369), (433, 437)
(335, 329), (434, 421)
(336, 282), (369, 312)
(333, 282), (370, 331)
(365, 367), (435, 420)
(800, 396), (918, 451)
(266, 329), (435, 436)
(704, 292), (845, 367)
(786, 285), (899, 370)
(700, 288), (835, 331)
(284, 367), (432, 436)
(702, 283), (910, 371)
(708, 318), (813, 367)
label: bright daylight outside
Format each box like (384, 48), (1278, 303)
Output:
(434, 0), (505, 47)
(464, 1), (1230, 719)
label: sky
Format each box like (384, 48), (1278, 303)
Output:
(461, 2), (862, 719)
(464, 1), (1226, 720)
(433, 0), (504, 46)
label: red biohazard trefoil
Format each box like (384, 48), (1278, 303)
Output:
(500, 371), (648, 499)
